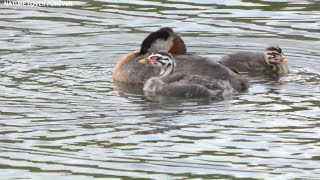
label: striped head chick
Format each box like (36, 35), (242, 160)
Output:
(139, 50), (176, 77)
(264, 46), (288, 65)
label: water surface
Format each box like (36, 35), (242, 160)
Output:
(1, 0), (320, 179)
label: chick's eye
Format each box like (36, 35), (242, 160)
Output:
(272, 53), (280, 57)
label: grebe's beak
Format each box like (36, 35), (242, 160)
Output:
(279, 57), (288, 62)
(138, 59), (151, 64)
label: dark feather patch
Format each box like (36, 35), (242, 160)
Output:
(139, 27), (174, 55)
(266, 46), (282, 53)
(158, 61), (166, 65)
(157, 51), (171, 57)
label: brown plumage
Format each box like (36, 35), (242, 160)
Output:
(113, 27), (186, 84)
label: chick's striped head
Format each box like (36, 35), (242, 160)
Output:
(139, 51), (176, 76)
(264, 46), (288, 64)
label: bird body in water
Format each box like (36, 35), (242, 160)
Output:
(113, 27), (249, 92)
(219, 46), (289, 77)
(113, 27), (186, 84)
(139, 51), (236, 98)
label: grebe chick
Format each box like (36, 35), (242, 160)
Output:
(139, 51), (236, 98)
(219, 46), (289, 77)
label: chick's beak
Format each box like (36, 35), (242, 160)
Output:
(138, 59), (151, 64)
(279, 57), (288, 62)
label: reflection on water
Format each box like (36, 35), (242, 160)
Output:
(1, 0), (320, 179)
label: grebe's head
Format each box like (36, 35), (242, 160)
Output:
(139, 27), (187, 55)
